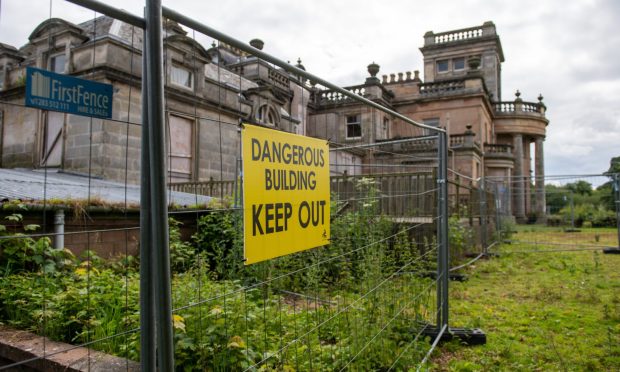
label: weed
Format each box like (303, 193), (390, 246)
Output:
(436, 226), (620, 371)
(0, 197), (436, 370)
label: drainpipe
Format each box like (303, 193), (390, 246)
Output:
(53, 209), (65, 249)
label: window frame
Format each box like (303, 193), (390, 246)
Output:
(422, 117), (440, 136)
(346, 114), (362, 139)
(170, 64), (194, 90)
(49, 53), (66, 74)
(39, 110), (65, 167)
(436, 59), (449, 73)
(166, 113), (195, 182)
(381, 117), (390, 140)
(453, 57), (465, 71)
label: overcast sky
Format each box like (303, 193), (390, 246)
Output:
(1, 0), (618, 178)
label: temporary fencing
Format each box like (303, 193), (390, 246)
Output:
(0, 0), (466, 370)
(490, 173), (620, 254)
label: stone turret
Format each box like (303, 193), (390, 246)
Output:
(419, 21), (505, 101)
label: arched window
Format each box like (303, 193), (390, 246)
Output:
(256, 104), (279, 127)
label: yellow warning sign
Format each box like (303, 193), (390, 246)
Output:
(242, 124), (330, 265)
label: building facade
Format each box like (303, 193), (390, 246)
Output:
(0, 18), (547, 221)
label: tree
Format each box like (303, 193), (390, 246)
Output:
(546, 184), (568, 214)
(566, 180), (592, 196)
(603, 156), (620, 176)
(599, 156), (620, 210)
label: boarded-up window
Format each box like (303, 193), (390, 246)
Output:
(167, 115), (193, 182)
(376, 116), (389, 140)
(40, 111), (64, 167)
(423, 118), (439, 136)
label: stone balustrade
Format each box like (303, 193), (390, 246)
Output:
(433, 27), (483, 44)
(449, 132), (480, 151)
(494, 102), (515, 112)
(521, 102), (543, 113)
(400, 138), (436, 151)
(229, 59), (290, 91)
(229, 65), (242, 76)
(316, 85), (367, 104)
(484, 143), (513, 154)
(268, 68), (290, 90)
(494, 101), (545, 116)
(380, 137), (437, 152)
(419, 79), (466, 96)
(449, 135), (465, 147)
(381, 70), (421, 84)
(424, 21), (497, 46)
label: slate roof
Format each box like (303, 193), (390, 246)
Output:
(80, 15), (144, 51)
(0, 168), (210, 207)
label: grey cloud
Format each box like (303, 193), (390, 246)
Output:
(0, 0), (617, 177)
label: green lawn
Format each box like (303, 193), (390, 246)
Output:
(432, 227), (620, 371)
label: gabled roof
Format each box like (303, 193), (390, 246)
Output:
(80, 16), (144, 51)
(165, 34), (210, 60)
(0, 42), (23, 61)
(29, 18), (86, 42)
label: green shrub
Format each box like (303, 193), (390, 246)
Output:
(546, 214), (563, 227)
(0, 207), (76, 275)
(168, 218), (196, 272)
(498, 216), (516, 240)
(449, 216), (474, 265)
(192, 210), (242, 280)
(559, 203), (616, 227)
(0, 195), (435, 370)
(591, 206), (616, 227)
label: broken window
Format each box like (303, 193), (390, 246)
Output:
(346, 114), (361, 139)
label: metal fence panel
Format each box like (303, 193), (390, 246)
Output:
(0, 0), (455, 370)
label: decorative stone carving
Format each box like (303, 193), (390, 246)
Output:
(249, 38), (264, 50)
(365, 62), (380, 84)
(467, 55), (481, 70)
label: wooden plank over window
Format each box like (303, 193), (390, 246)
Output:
(41, 111), (64, 167)
(167, 114), (193, 182)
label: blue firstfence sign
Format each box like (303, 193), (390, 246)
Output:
(25, 67), (113, 119)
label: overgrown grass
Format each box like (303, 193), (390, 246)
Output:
(0, 189), (440, 370)
(433, 226), (620, 371)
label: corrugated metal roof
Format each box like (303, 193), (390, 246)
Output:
(0, 168), (210, 207)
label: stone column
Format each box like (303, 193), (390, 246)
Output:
(535, 137), (546, 221)
(513, 134), (526, 222)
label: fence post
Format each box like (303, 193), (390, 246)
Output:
(437, 132), (449, 330)
(494, 182), (502, 242)
(139, 21), (156, 371)
(604, 174), (620, 254)
(145, 0), (175, 369)
(455, 175), (460, 216)
(614, 173), (620, 249)
(429, 132), (486, 345)
(570, 192), (575, 229)
(478, 178), (488, 255)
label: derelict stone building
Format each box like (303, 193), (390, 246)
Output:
(309, 22), (548, 221)
(0, 18), (548, 221)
